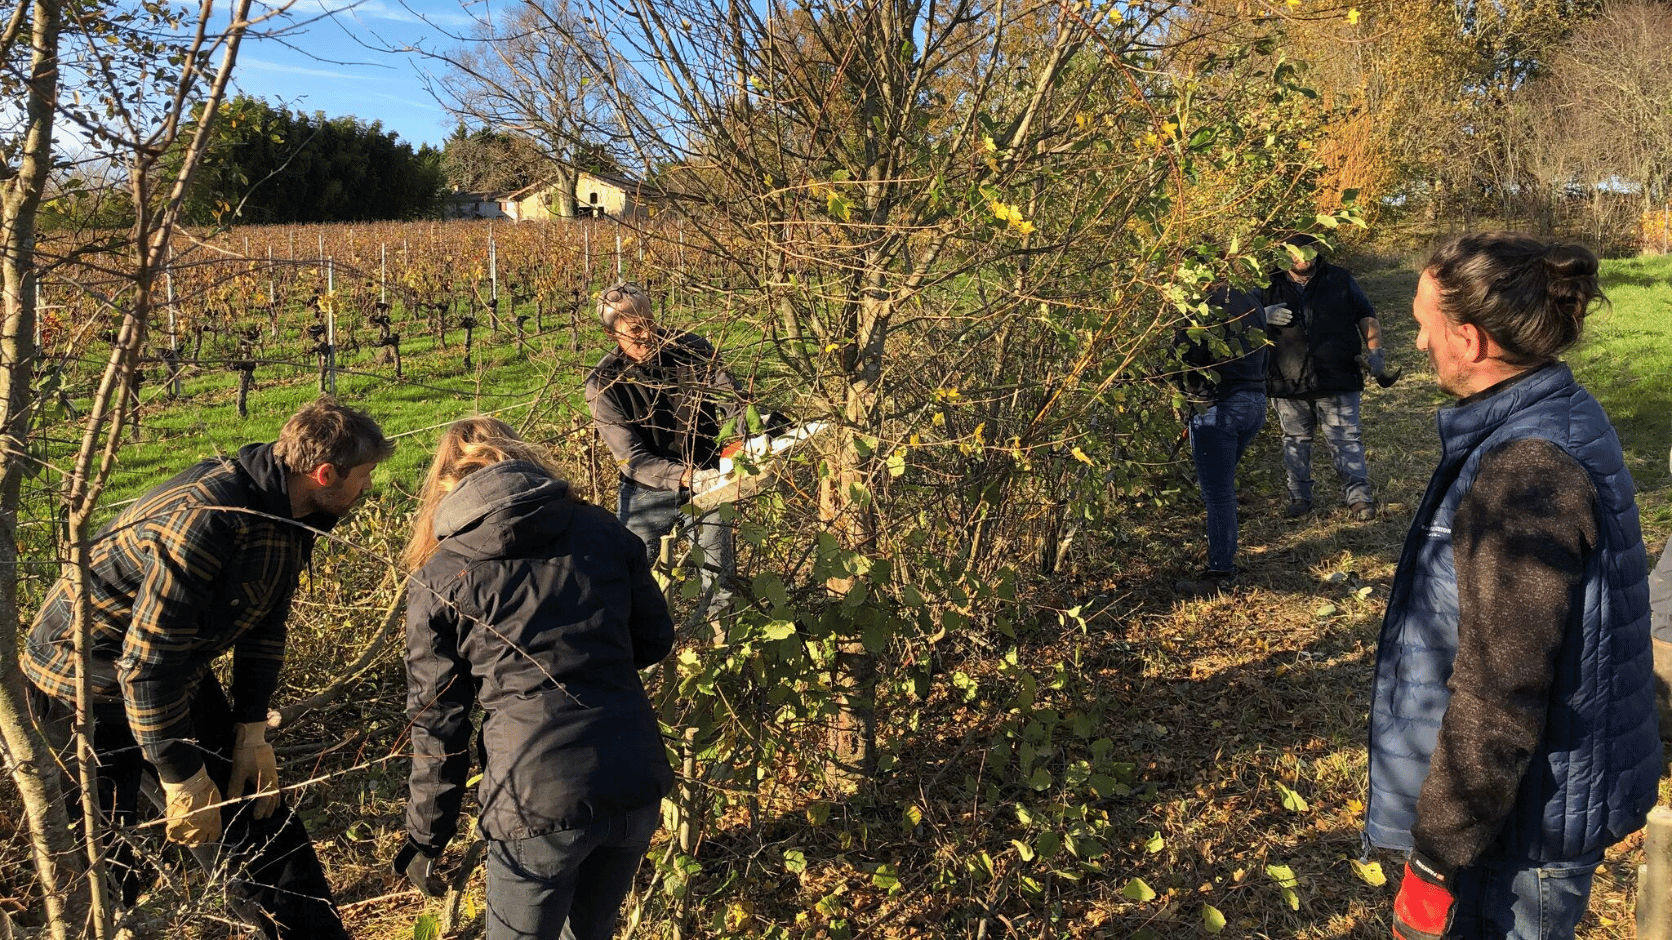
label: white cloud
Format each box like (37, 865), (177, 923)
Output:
(237, 57), (368, 81)
(283, 0), (474, 29)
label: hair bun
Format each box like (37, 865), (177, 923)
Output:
(1541, 243), (1599, 281)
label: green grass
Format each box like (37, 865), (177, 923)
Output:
(51, 308), (616, 517)
(1572, 254), (1672, 535)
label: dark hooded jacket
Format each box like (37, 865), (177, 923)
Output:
(1260, 259), (1376, 398)
(403, 461), (675, 851)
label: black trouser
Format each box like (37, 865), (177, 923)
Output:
(28, 676), (350, 940)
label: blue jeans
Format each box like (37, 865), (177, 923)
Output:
(1442, 849), (1602, 940)
(1272, 392), (1373, 506)
(484, 802), (661, 940)
(1190, 390), (1266, 572)
(618, 477), (734, 617)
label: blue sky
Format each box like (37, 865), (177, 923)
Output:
(231, 1), (477, 149)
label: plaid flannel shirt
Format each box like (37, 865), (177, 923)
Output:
(24, 443), (329, 783)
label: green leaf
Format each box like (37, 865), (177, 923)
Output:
(861, 617), (890, 654)
(826, 191), (851, 222)
(1035, 830), (1061, 859)
(783, 848), (807, 874)
(871, 864), (900, 892)
(1266, 863), (1301, 910)
(1121, 878), (1157, 902)
(762, 620), (797, 641)
(1276, 781), (1310, 813)
(1011, 839), (1035, 862)
(1202, 904), (1226, 933)
(1145, 831), (1165, 853)
(1314, 603), (1338, 617)
(414, 914), (440, 940)
(753, 572), (791, 609)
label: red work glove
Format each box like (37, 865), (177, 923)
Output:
(1392, 857), (1455, 940)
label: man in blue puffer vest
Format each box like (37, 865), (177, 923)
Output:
(1366, 232), (1658, 940)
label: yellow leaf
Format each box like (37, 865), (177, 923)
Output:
(1071, 446), (1095, 466)
(1350, 858), (1387, 887)
(1287, 0), (1301, 7)
(1013, 219), (1036, 236)
(1347, 7), (1360, 24)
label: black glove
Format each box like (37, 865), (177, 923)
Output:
(393, 839), (446, 898)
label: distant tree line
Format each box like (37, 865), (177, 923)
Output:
(181, 96), (445, 225)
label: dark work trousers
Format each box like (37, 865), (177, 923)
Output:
(27, 675), (350, 940)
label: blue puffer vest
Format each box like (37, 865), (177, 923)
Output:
(1365, 363), (1658, 863)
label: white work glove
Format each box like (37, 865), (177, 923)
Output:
(228, 721), (280, 820)
(160, 767), (223, 845)
(1263, 304), (1294, 327)
(690, 468), (726, 491)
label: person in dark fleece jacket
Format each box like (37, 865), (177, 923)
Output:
(1367, 233), (1657, 940)
(585, 281), (740, 620)
(394, 416), (675, 940)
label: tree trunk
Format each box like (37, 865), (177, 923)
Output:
(0, 2), (93, 937)
(818, 283), (889, 788)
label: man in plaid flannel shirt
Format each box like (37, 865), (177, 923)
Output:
(25, 398), (392, 939)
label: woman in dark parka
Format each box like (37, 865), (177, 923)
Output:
(393, 417), (674, 940)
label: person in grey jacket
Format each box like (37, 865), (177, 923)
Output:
(584, 281), (740, 619)
(394, 416), (675, 940)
